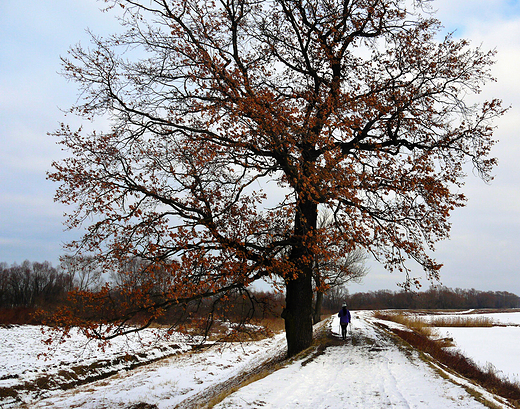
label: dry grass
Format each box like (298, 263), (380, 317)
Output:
(210, 317), (285, 343)
(204, 367), (280, 408)
(182, 343), (289, 408)
(428, 316), (495, 327)
(174, 317), (286, 343)
(374, 311), (496, 329)
(374, 311), (520, 408)
(258, 317), (285, 334)
(373, 311), (435, 337)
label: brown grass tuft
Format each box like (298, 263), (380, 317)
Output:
(373, 311), (435, 337)
(258, 317), (285, 334)
(428, 316), (495, 327)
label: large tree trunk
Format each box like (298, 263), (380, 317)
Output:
(284, 268), (314, 357)
(283, 199), (317, 357)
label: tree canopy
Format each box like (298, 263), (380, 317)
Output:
(49, 0), (505, 356)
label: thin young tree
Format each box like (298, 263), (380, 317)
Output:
(49, 0), (505, 356)
(313, 247), (368, 322)
(312, 211), (368, 323)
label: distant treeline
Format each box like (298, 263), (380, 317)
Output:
(0, 260), (74, 324)
(1, 260), (519, 325)
(331, 287), (520, 310)
(0, 261), (72, 309)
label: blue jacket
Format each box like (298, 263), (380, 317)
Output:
(338, 307), (351, 324)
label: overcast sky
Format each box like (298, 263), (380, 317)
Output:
(1, 1), (519, 294)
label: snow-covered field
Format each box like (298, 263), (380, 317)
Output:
(419, 311), (520, 383)
(0, 325), (195, 407)
(0, 326), (192, 381)
(1, 310), (518, 408)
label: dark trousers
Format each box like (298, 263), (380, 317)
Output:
(340, 323), (349, 339)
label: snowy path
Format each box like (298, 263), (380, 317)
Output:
(24, 312), (511, 409)
(214, 312), (508, 409)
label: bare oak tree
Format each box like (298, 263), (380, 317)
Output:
(49, 0), (505, 356)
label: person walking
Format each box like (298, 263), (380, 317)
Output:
(338, 303), (351, 340)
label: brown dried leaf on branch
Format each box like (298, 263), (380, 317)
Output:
(48, 0), (506, 357)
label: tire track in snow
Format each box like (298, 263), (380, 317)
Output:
(214, 312), (494, 408)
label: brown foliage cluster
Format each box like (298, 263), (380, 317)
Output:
(47, 0), (506, 355)
(40, 283), (286, 344)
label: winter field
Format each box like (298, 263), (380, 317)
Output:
(1, 310), (519, 408)
(420, 310), (520, 384)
